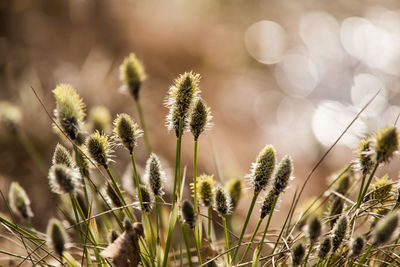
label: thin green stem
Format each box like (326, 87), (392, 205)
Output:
(180, 221), (193, 267)
(356, 244), (373, 267)
(130, 152), (144, 210)
(231, 193), (259, 263)
(222, 217), (230, 263)
(208, 207), (212, 242)
(303, 245), (313, 267)
(354, 163), (379, 211)
(257, 195), (278, 259)
(191, 228), (202, 265)
(172, 119), (183, 207)
(69, 195), (88, 265)
(193, 140), (198, 212)
(135, 99), (152, 155)
(240, 218), (263, 263)
(73, 145), (89, 211)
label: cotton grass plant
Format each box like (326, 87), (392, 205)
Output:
(2, 53), (400, 267)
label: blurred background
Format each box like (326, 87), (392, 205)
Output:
(1, 0), (400, 234)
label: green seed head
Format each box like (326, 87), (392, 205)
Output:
(108, 229), (119, 244)
(106, 183), (123, 208)
(249, 145), (276, 195)
(86, 131), (113, 167)
(334, 167), (353, 195)
(372, 212), (398, 246)
(291, 242), (305, 267)
(213, 185), (232, 218)
(9, 182), (33, 219)
(367, 175), (393, 202)
(52, 143), (74, 168)
(140, 185), (153, 212)
(226, 177), (243, 211)
(260, 188), (276, 219)
(357, 138), (374, 175)
(318, 236), (331, 259)
(189, 98), (212, 140)
(307, 216), (322, 245)
(182, 200), (196, 229)
(331, 216), (348, 252)
(328, 196), (344, 227)
(0, 101), (22, 134)
(53, 84), (86, 140)
(48, 164), (79, 195)
(119, 53), (146, 100)
(144, 153), (165, 197)
(166, 72), (201, 137)
(113, 113), (143, 153)
(348, 236), (364, 258)
(374, 126), (399, 164)
(197, 174), (214, 207)
(89, 106), (111, 134)
(47, 218), (68, 256)
(272, 155), (293, 195)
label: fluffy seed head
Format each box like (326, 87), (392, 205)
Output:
(0, 101), (22, 133)
(372, 212), (398, 246)
(182, 200), (196, 229)
(48, 164), (79, 195)
(331, 216), (348, 252)
(120, 53), (146, 100)
(213, 185), (232, 218)
(318, 237), (331, 259)
(358, 138), (374, 175)
(113, 113), (143, 153)
(9, 182), (33, 219)
(89, 106), (111, 133)
(291, 242), (305, 267)
(124, 217), (133, 231)
(226, 177), (243, 211)
(106, 183), (123, 208)
(272, 155), (293, 195)
(143, 153), (166, 197)
(47, 218), (68, 256)
(52, 143), (73, 168)
(260, 189), (276, 219)
(249, 145), (276, 195)
(189, 98), (212, 140)
(328, 197), (343, 227)
(334, 167), (353, 195)
(140, 185), (153, 212)
(367, 175), (393, 202)
(307, 216), (322, 245)
(166, 72), (201, 137)
(53, 84), (86, 140)
(108, 229), (119, 244)
(349, 236), (364, 258)
(374, 126), (399, 164)
(86, 131), (113, 167)
(74, 147), (90, 178)
(197, 175), (214, 207)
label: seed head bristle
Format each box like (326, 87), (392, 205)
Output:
(166, 71), (201, 137)
(189, 98), (212, 140)
(260, 188), (276, 219)
(119, 53), (147, 100)
(367, 175), (393, 202)
(197, 174), (214, 207)
(52, 84), (86, 140)
(0, 101), (22, 133)
(374, 126), (399, 164)
(331, 215), (348, 252)
(291, 242), (305, 267)
(348, 236), (364, 258)
(182, 200), (196, 229)
(372, 212), (398, 246)
(143, 153), (166, 197)
(272, 155), (293, 195)
(357, 138), (374, 175)
(9, 182), (33, 219)
(52, 143), (74, 168)
(47, 218), (68, 256)
(307, 216), (322, 245)
(86, 131), (113, 167)
(48, 164), (79, 195)
(248, 145), (276, 195)
(140, 185), (153, 212)
(89, 106), (111, 133)
(317, 236), (331, 259)
(226, 177), (243, 211)
(213, 185), (232, 218)
(113, 113), (143, 153)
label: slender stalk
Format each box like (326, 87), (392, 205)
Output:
(135, 99), (152, 155)
(208, 207), (212, 242)
(257, 195), (278, 259)
(222, 217), (230, 263)
(303, 245), (313, 267)
(193, 140), (199, 212)
(130, 152), (143, 209)
(356, 245), (373, 267)
(69, 195), (88, 265)
(240, 218), (263, 263)
(162, 204), (179, 267)
(231, 193), (259, 263)
(73, 145), (89, 209)
(172, 118), (183, 207)
(180, 221), (193, 267)
(354, 163), (379, 211)
(191, 228), (202, 265)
